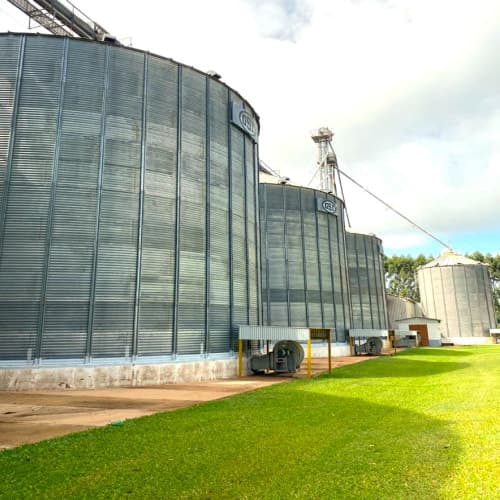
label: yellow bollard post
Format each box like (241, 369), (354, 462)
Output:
(328, 331), (332, 374)
(307, 337), (312, 378)
(238, 339), (243, 377)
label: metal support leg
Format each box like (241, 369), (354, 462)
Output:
(307, 338), (312, 378)
(328, 331), (332, 374)
(238, 339), (243, 377)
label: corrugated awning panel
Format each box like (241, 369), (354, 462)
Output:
(239, 325), (309, 341)
(349, 329), (388, 337)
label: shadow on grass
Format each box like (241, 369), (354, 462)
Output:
(0, 387), (461, 500)
(330, 358), (469, 378)
(397, 347), (475, 357)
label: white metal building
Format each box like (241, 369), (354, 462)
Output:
(395, 317), (441, 347)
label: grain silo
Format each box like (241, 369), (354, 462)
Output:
(417, 251), (496, 344)
(259, 182), (351, 342)
(0, 33), (261, 387)
(386, 295), (423, 330)
(345, 232), (388, 330)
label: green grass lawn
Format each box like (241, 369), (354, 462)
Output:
(1, 346), (499, 499)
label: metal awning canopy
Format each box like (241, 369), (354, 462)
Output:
(238, 326), (334, 378)
(239, 325), (310, 341)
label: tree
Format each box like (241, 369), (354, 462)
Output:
(383, 254), (433, 301)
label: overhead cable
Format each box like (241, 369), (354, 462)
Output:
(328, 142), (452, 250)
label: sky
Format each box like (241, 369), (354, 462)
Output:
(1, 0), (499, 257)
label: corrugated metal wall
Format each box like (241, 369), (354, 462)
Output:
(417, 264), (495, 337)
(386, 295), (423, 329)
(260, 184), (350, 341)
(0, 34), (261, 364)
(345, 232), (388, 330)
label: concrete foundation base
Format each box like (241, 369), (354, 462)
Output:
(0, 358), (239, 391)
(1, 343), (355, 391)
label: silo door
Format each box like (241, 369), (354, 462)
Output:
(409, 325), (429, 347)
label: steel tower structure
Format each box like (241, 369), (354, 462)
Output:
(311, 127), (338, 195)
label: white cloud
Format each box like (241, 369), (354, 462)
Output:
(243, 0), (313, 41)
(1, 0), (500, 254)
(379, 233), (428, 252)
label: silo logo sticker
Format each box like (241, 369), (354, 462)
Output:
(231, 102), (258, 141)
(317, 197), (337, 215)
(239, 110), (257, 136)
(322, 200), (337, 214)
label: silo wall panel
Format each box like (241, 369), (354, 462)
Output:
(334, 202), (349, 332)
(230, 124), (248, 338)
(0, 36), (66, 360)
(43, 39), (107, 359)
(91, 45), (144, 358)
(0, 33), (261, 366)
(246, 135), (259, 327)
(176, 66), (207, 355)
(0, 35), (27, 360)
(0, 35), (22, 229)
(346, 232), (388, 330)
(302, 189), (322, 327)
(285, 187), (307, 325)
(207, 78), (230, 353)
(260, 184), (350, 340)
(137, 54), (178, 357)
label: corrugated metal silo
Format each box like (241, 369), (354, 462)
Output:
(417, 251), (495, 340)
(386, 295), (423, 329)
(0, 33), (261, 365)
(345, 232), (388, 330)
(259, 183), (350, 341)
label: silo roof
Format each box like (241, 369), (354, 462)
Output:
(387, 294), (418, 304)
(418, 250), (487, 269)
(346, 229), (382, 243)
